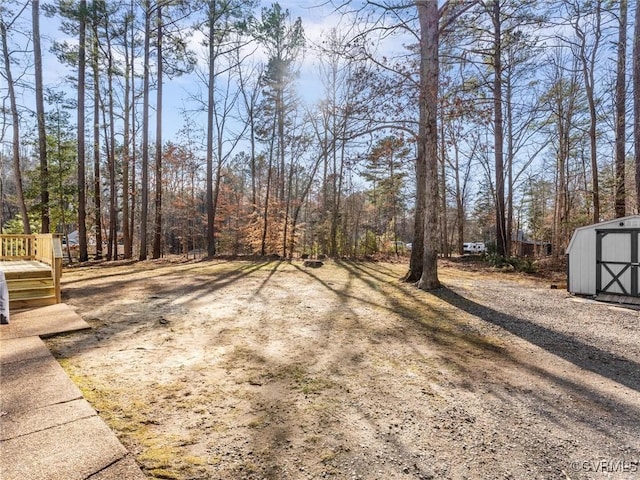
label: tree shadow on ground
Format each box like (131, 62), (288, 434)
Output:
(53, 259), (283, 360)
(335, 261), (640, 437)
(339, 260), (640, 393)
(430, 286), (640, 393)
(255, 260), (639, 477)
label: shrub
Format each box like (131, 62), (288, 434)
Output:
(485, 254), (537, 274)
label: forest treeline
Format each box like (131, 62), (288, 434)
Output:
(1, 0), (639, 289)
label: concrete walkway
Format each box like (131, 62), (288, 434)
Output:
(0, 304), (147, 480)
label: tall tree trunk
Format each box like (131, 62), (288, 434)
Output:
(278, 85), (285, 203)
(101, 98), (113, 260)
(282, 163), (293, 257)
(635, 0), (640, 211)
(249, 116), (257, 214)
(453, 143), (464, 255)
(290, 155), (323, 257)
(92, 9), (102, 259)
(405, 141), (425, 282)
(122, 2), (132, 259)
(261, 125), (277, 256)
(237, 61), (259, 215)
(321, 112), (329, 255)
(328, 121), (338, 256)
(416, 0), (441, 291)
(586, 66), (600, 222)
(152, 3), (163, 259)
(404, 46), (425, 281)
(129, 0), (136, 258)
(506, 72), (514, 257)
(206, 0), (215, 257)
(553, 120), (567, 261)
(105, 23), (117, 261)
(33, 0), (49, 233)
(211, 155), (223, 257)
(492, 0), (507, 257)
(407, 0), (477, 278)
(553, 65), (577, 258)
(1, 19), (30, 234)
(331, 141), (346, 256)
(439, 119), (448, 258)
(77, 0), (88, 260)
(139, 0), (151, 260)
(615, 0), (627, 218)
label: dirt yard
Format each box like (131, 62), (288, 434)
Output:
(45, 258), (640, 480)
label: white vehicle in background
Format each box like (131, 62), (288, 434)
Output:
(463, 242), (487, 254)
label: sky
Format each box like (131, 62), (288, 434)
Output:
(0, 0), (420, 162)
(20, 1), (397, 145)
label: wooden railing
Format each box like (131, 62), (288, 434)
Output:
(0, 234), (63, 302)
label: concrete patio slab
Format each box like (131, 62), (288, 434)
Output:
(0, 336), (52, 364)
(0, 416), (127, 480)
(0, 303), (147, 479)
(87, 455), (149, 480)
(0, 354), (83, 413)
(0, 398), (96, 441)
(0, 304), (90, 340)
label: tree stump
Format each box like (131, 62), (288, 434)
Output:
(303, 260), (323, 268)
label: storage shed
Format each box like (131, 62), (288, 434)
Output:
(567, 215), (640, 301)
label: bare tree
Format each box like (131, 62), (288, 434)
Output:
(121, 0), (134, 259)
(33, 0), (49, 233)
(95, 3), (119, 261)
(416, 0), (440, 290)
(614, 0), (627, 217)
(202, 0), (252, 257)
(541, 50), (582, 258)
(308, 27), (362, 257)
(90, 1), (102, 259)
(152, 2), (163, 259)
(571, 0), (603, 223)
(1, 6), (30, 233)
(634, 0), (640, 211)
(236, 58), (262, 215)
(490, 0), (507, 257)
(77, 0), (88, 260)
(139, 0), (151, 260)
(205, 0), (216, 257)
(415, 0), (477, 288)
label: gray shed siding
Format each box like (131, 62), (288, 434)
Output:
(567, 227), (597, 295)
(566, 215), (640, 296)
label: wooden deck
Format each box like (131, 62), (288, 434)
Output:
(0, 235), (63, 311)
(0, 260), (52, 275)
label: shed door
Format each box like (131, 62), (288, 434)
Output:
(596, 229), (640, 297)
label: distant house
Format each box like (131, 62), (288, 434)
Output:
(512, 231), (551, 257)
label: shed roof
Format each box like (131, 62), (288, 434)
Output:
(566, 215), (640, 254)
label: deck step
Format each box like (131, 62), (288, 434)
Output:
(5, 274), (56, 311)
(1, 254), (61, 311)
(6, 277), (53, 289)
(3, 269), (52, 281)
(10, 296), (58, 310)
(9, 286), (56, 299)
